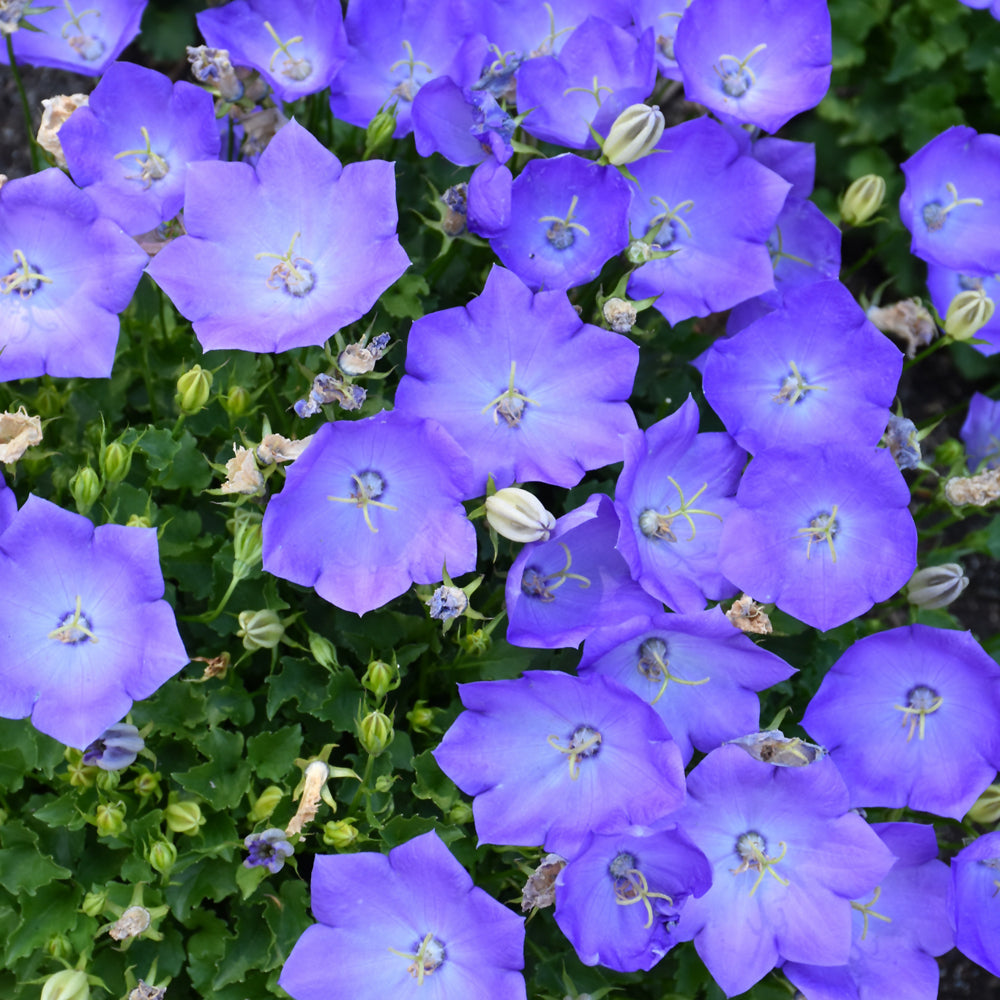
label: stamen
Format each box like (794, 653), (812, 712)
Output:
(262, 20), (312, 81)
(389, 39), (433, 102)
(328, 471), (398, 533)
(563, 74), (614, 105)
(648, 196), (695, 245)
(1, 249), (52, 298)
(637, 477), (721, 543)
(636, 637), (709, 704)
(730, 831), (789, 896)
(922, 182), (983, 232)
(893, 684), (943, 742)
(255, 231), (316, 296)
(796, 505), (839, 562)
(768, 225), (815, 269)
(48, 595), (98, 644)
(548, 724), (602, 779)
(772, 360), (828, 405)
(714, 43), (767, 98)
(851, 886), (892, 940)
(61, 0), (103, 60)
(519, 543), (591, 601)
(481, 362), (538, 426)
(113, 125), (170, 188)
(539, 195), (590, 250)
(531, 1), (573, 57)
(610, 853), (674, 928)
(388, 932), (445, 984)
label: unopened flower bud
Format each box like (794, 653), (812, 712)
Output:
(362, 659), (398, 700)
(95, 800), (126, 838)
(45, 933), (72, 960)
(34, 383), (64, 418)
(459, 628), (491, 656)
(907, 563), (969, 610)
(603, 297), (637, 334)
(447, 801), (473, 825)
(839, 174), (886, 226)
(486, 487), (556, 543)
(249, 785), (284, 823)
(308, 631), (338, 669)
(99, 440), (132, 483)
(176, 364), (213, 415)
(132, 768), (161, 799)
(81, 889), (107, 917)
(945, 288), (995, 341)
(148, 839), (178, 875)
(126, 514), (153, 528)
(602, 103), (665, 166)
(223, 385), (252, 417)
(322, 819), (359, 849)
(358, 709), (394, 755)
(95, 769), (121, 793)
(967, 782), (1000, 824)
(364, 106), (397, 159)
(406, 699), (436, 732)
(70, 466), (101, 515)
(935, 438), (964, 467)
(41, 969), (90, 1000)
(237, 609), (285, 651)
(232, 511), (264, 569)
(165, 798), (205, 835)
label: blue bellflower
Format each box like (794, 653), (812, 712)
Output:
(244, 828), (294, 874)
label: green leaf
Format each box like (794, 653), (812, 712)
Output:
(3, 883), (80, 964)
(0, 822), (71, 896)
(213, 905), (276, 987)
(411, 749), (458, 811)
(176, 728), (252, 810)
(381, 274), (431, 319)
(247, 725), (303, 781)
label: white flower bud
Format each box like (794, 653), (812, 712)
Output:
(601, 103), (665, 166)
(485, 487), (556, 543)
(839, 174), (886, 226)
(945, 288), (995, 341)
(906, 563), (969, 610)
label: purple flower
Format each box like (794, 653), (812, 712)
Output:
(412, 78), (514, 166)
(0, 169), (148, 380)
(0, 495), (189, 749)
(927, 266), (1000, 357)
(0, 0), (146, 75)
(957, 0), (1000, 17)
(505, 494), (660, 650)
(261, 411), (477, 616)
(614, 396), (746, 613)
(672, 746), (896, 998)
(950, 830), (1000, 978)
(961, 391), (1000, 470)
(433, 670), (685, 853)
(146, 120), (410, 353)
(718, 446), (917, 631)
(244, 828), (294, 874)
(490, 154), (632, 292)
(578, 606), (796, 764)
(801, 625), (1000, 820)
(515, 17), (656, 149)
(467, 159), (512, 238)
(279, 830), (526, 999)
(626, 117), (790, 325)
(673, 0), (832, 133)
(899, 126), (1000, 274)
(703, 281), (903, 454)
(59, 61), (220, 236)
(395, 265), (639, 492)
(632, 0), (691, 80)
(785, 822), (953, 1000)
(82, 722), (144, 770)
(197, 0), (348, 103)
(554, 823), (712, 972)
(329, 0), (486, 137)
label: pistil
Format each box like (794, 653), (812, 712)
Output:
(328, 470), (398, 533)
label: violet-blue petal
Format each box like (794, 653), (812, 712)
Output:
(467, 160), (512, 238)
(802, 625), (1000, 819)
(262, 411), (477, 616)
(395, 265), (638, 492)
(631, 0), (690, 80)
(491, 154), (632, 292)
(950, 830), (1000, 978)
(961, 391), (1000, 470)
(927, 266), (1000, 358)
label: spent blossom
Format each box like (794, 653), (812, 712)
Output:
(36, 93), (89, 169)
(0, 406), (42, 463)
(244, 828), (294, 874)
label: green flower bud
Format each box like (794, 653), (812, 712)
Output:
(906, 563), (969, 610)
(81, 889), (108, 917)
(364, 105), (397, 160)
(406, 699), (435, 733)
(126, 514), (153, 529)
(223, 385), (252, 417)
(308, 631), (338, 669)
(362, 659), (398, 700)
(237, 608), (285, 651)
(132, 768), (161, 800)
(358, 709), (394, 756)
(175, 364), (213, 415)
(34, 384), (64, 419)
(839, 174), (886, 226)
(165, 798), (205, 835)
(67, 757), (97, 788)
(41, 969), (90, 1000)
(945, 288), (995, 341)
(322, 819), (359, 849)
(69, 466), (101, 515)
(232, 511), (264, 574)
(486, 487), (556, 543)
(95, 800), (126, 838)
(601, 103), (665, 166)
(45, 933), (73, 960)
(934, 438), (965, 467)
(448, 801), (474, 825)
(967, 782), (1000, 824)
(458, 628), (491, 656)
(148, 839), (178, 875)
(99, 440), (132, 483)
(95, 769), (121, 793)
(249, 785), (284, 823)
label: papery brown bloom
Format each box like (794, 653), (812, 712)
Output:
(0, 406), (42, 463)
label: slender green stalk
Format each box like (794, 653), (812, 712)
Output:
(5, 33), (41, 172)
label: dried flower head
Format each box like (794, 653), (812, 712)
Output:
(944, 468), (1000, 506)
(285, 760), (330, 836)
(220, 445), (265, 495)
(108, 905), (151, 941)
(521, 853), (565, 912)
(866, 298), (937, 358)
(725, 594), (772, 634)
(36, 93), (89, 169)
(0, 406), (41, 463)
(256, 433), (312, 465)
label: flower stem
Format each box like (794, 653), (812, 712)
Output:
(6, 34), (41, 172)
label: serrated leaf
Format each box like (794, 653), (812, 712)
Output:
(0, 822), (71, 896)
(411, 749), (458, 811)
(176, 728), (251, 810)
(247, 725), (303, 781)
